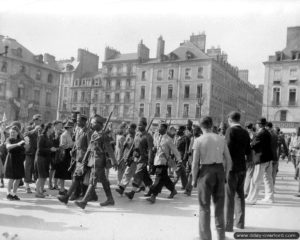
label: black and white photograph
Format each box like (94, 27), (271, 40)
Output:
(0, 0), (300, 239)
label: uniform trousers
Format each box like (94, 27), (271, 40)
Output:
(119, 162), (137, 188)
(246, 161), (274, 203)
(150, 165), (175, 196)
(24, 154), (35, 183)
(197, 164), (225, 240)
(117, 160), (126, 184)
(132, 162), (152, 188)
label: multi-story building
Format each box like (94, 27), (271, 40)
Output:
(57, 49), (99, 119)
(0, 35), (60, 122)
(263, 26), (300, 132)
(101, 41), (149, 123)
(134, 33), (262, 126)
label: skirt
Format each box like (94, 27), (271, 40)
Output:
(36, 155), (50, 179)
(55, 148), (72, 180)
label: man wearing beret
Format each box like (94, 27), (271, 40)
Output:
(57, 114), (93, 204)
(74, 114), (117, 209)
(24, 114), (42, 193)
(245, 117), (274, 204)
(124, 117), (154, 200)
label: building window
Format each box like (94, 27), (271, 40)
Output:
(185, 68), (191, 79)
(17, 85), (24, 98)
(184, 85), (190, 98)
(92, 107), (97, 115)
(34, 90), (40, 103)
(183, 104), (189, 118)
(74, 79), (79, 86)
(47, 73), (53, 83)
(166, 105), (172, 118)
(141, 71), (146, 81)
(274, 70), (281, 80)
(81, 91), (85, 102)
(280, 110), (287, 121)
(46, 92), (51, 106)
(36, 69), (41, 80)
(139, 104), (145, 117)
(272, 87), (280, 106)
(94, 90), (98, 102)
(157, 70), (162, 80)
(106, 79), (111, 89)
(1, 62), (7, 72)
(198, 67), (203, 78)
(105, 94), (110, 103)
(115, 93), (120, 103)
(168, 69), (174, 80)
(155, 103), (160, 117)
(116, 79), (121, 90)
(140, 86), (145, 100)
(197, 84), (203, 99)
(62, 101), (67, 110)
(289, 88), (296, 106)
(20, 65), (26, 73)
(156, 86), (161, 99)
(73, 91), (78, 102)
(168, 85), (173, 99)
(196, 105), (200, 118)
(114, 105), (119, 116)
(126, 79), (131, 88)
(125, 92), (130, 103)
(290, 68), (297, 77)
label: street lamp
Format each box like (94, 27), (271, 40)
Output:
(0, 37), (9, 56)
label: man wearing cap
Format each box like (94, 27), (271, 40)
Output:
(115, 122), (127, 184)
(57, 114), (93, 204)
(24, 114), (42, 193)
(245, 118), (274, 204)
(146, 121), (180, 203)
(74, 114), (117, 209)
(124, 117), (154, 200)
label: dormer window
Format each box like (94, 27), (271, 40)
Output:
(292, 51), (298, 60)
(276, 52), (282, 61)
(169, 52), (178, 60)
(66, 64), (74, 71)
(186, 51), (194, 60)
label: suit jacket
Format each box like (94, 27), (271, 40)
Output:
(225, 125), (251, 172)
(268, 129), (278, 161)
(251, 128), (273, 164)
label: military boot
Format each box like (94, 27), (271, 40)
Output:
(57, 180), (79, 204)
(146, 194), (156, 204)
(100, 183), (115, 206)
(115, 186), (125, 196)
(125, 190), (135, 200)
(74, 185), (95, 209)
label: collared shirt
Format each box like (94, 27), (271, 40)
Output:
(154, 133), (181, 166)
(134, 130), (153, 163)
(60, 130), (74, 149)
(193, 132), (231, 165)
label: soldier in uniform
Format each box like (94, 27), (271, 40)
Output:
(124, 117), (154, 200)
(75, 114), (117, 209)
(57, 114), (93, 204)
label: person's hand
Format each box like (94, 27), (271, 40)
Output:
(50, 147), (57, 152)
(18, 140), (25, 146)
(24, 136), (30, 145)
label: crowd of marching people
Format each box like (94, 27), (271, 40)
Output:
(0, 111), (299, 240)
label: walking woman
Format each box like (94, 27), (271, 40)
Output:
(55, 121), (74, 195)
(35, 123), (57, 198)
(4, 126), (28, 200)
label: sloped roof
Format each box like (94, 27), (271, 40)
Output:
(105, 53), (138, 62)
(57, 59), (80, 72)
(170, 41), (210, 60)
(0, 35), (60, 71)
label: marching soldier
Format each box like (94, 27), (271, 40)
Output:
(75, 114), (117, 209)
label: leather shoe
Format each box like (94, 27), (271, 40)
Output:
(75, 200), (87, 209)
(135, 186), (145, 193)
(125, 191), (135, 200)
(146, 195), (156, 204)
(115, 187), (124, 196)
(57, 195), (69, 204)
(168, 189), (177, 199)
(100, 198), (115, 206)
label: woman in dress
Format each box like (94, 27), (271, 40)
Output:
(4, 126), (27, 200)
(35, 123), (57, 198)
(55, 121), (74, 195)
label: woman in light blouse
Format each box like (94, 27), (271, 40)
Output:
(55, 121), (74, 195)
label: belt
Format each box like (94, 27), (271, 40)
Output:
(202, 162), (222, 166)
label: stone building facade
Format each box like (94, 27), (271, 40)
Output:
(134, 33), (262, 126)
(0, 35), (60, 122)
(263, 26), (300, 132)
(100, 41), (149, 123)
(57, 49), (99, 120)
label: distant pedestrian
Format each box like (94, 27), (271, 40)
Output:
(192, 116), (232, 240)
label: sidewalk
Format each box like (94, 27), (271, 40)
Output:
(0, 159), (299, 240)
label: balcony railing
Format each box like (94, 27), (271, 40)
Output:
(288, 101), (297, 106)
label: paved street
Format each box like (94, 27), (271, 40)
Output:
(0, 160), (299, 240)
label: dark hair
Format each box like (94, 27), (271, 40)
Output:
(266, 122), (273, 128)
(297, 127), (300, 137)
(42, 122), (53, 135)
(10, 126), (20, 133)
(129, 123), (137, 130)
(228, 111), (241, 122)
(53, 120), (62, 126)
(199, 116), (213, 129)
(246, 123), (253, 129)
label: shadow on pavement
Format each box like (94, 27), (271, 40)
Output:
(0, 213), (88, 232)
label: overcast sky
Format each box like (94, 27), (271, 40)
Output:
(1, 0), (300, 86)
